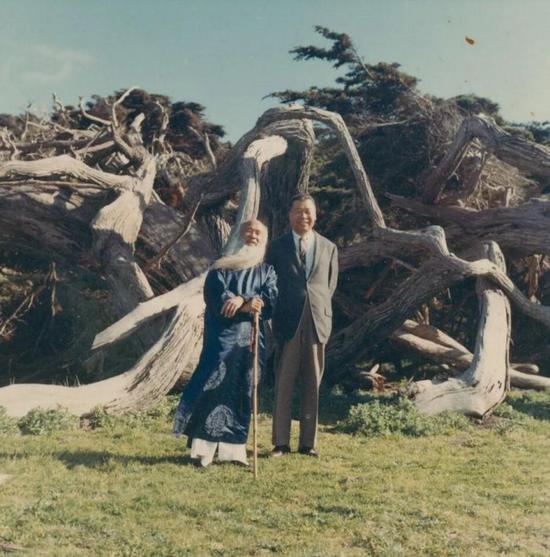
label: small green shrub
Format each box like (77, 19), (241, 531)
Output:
(489, 400), (538, 435)
(87, 396), (180, 430)
(492, 402), (529, 421)
(121, 397), (179, 428)
(340, 397), (471, 437)
(19, 407), (78, 435)
(148, 395), (179, 420)
(505, 390), (550, 421)
(0, 407), (19, 436)
(87, 406), (116, 430)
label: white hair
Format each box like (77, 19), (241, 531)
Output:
(211, 220), (268, 271)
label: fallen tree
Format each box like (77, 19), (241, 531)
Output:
(409, 241), (511, 417)
(0, 96), (314, 416)
(1, 34), (550, 419)
(391, 320), (550, 391)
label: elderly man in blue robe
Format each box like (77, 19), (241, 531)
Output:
(173, 219), (277, 467)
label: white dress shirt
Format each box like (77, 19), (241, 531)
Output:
(292, 230), (315, 278)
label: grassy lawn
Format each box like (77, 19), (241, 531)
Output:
(0, 391), (549, 556)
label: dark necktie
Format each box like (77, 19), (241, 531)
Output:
(299, 237), (306, 268)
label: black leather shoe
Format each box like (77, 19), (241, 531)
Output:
(298, 447), (319, 458)
(270, 445), (291, 458)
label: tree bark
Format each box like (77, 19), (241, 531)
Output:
(90, 158), (157, 316)
(0, 278), (205, 417)
(223, 136), (288, 255)
(328, 246), (550, 375)
(422, 114), (550, 204)
(409, 242), (510, 417)
(3, 105), (549, 420)
(389, 194), (550, 258)
(391, 320), (550, 391)
(260, 120), (315, 239)
(0, 125), (291, 416)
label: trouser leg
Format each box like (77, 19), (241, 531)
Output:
(272, 334), (300, 446)
(298, 307), (325, 449)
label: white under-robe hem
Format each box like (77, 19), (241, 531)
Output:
(190, 438), (248, 467)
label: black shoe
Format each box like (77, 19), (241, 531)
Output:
(270, 445), (291, 458)
(298, 447), (319, 458)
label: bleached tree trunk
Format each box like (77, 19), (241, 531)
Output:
(389, 194), (550, 257)
(0, 129), (291, 416)
(0, 152), (157, 318)
(223, 136), (288, 254)
(90, 157), (157, 314)
(3, 105), (550, 418)
(327, 247), (550, 372)
(0, 278), (205, 417)
(422, 113), (550, 204)
(260, 119), (315, 239)
(391, 320), (550, 391)
(409, 242), (510, 417)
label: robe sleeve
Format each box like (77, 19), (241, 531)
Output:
(203, 269), (238, 318)
(259, 264), (278, 320)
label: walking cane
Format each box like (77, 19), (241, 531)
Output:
(251, 311), (260, 479)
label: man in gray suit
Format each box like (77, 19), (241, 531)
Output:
(266, 193), (338, 457)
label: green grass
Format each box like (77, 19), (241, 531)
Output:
(0, 391), (549, 556)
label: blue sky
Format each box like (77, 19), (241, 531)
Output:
(1, 0), (549, 141)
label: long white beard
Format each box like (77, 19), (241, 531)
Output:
(212, 243), (266, 271)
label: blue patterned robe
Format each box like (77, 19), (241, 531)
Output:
(173, 264), (277, 445)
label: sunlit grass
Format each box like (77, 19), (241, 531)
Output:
(0, 390), (549, 556)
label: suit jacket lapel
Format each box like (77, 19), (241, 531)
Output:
(285, 232), (301, 269)
(310, 231), (323, 278)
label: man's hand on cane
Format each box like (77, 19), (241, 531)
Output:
(221, 296), (244, 318)
(221, 296), (263, 318)
(241, 297), (264, 314)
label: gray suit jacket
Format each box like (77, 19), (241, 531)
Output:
(266, 231), (338, 344)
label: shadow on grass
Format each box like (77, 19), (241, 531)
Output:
(318, 388), (389, 425)
(54, 448), (274, 470)
(260, 383), (389, 429)
(260, 380), (392, 426)
(506, 392), (550, 421)
(55, 450), (196, 469)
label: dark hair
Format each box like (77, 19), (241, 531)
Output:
(289, 192), (316, 211)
